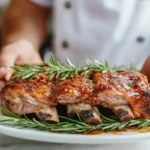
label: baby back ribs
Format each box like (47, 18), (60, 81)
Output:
(0, 70), (150, 125)
(0, 73), (59, 123)
(92, 71), (150, 120)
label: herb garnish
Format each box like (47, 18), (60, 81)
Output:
(0, 106), (150, 134)
(12, 55), (116, 81)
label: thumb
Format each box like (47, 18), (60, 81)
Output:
(0, 53), (18, 81)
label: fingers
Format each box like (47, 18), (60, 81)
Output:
(0, 68), (6, 89)
(16, 55), (43, 65)
(33, 54), (43, 64)
(0, 67), (6, 79)
(0, 40), (44, 82)
(0, 67), (6, 88)
(0, 81), (6, 89)
(0, 52), (17, 81)
(5, 68), (14, 81)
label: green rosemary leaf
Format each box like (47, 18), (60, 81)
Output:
(21, 72), (35, 79)
(66, 58), (75, 68)
(12, 54), (123, 81)
(1, 106), (150, 134)
(127, 82), (132, 87)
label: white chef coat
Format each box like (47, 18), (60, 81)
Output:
(31, 0), (150, 70)
(0, 1), (150, 149)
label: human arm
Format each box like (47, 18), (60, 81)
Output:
(0, 0), (50, 87)
(141, 55), (150, 82)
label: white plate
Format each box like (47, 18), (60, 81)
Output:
(0, 123), (150, 144)
(0, 109), (150, 144)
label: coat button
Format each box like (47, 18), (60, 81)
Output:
(137, 36), (145, 43)
(62, 41), (69, 49)
(64, 1), (71, 9)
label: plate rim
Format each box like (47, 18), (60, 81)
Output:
(0, 124), (149, 144)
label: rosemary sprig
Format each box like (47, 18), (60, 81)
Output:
(0, 106), (150, 134)
(12, 65), (46, 81)
(12, 54), (117, 80)
(81, 59), (114, 76)
(45, 55), (79, 80)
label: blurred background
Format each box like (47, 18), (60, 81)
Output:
(0, 0), (9, 26)
(0, 0), (9, 47)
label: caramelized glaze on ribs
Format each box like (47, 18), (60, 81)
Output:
(93, 71), (150, 120)
(52, 75), (93, 104)
(0, 73), (59, 122)
(0, 70), (150, 124)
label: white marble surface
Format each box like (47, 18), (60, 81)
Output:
(0, 134), (150, 150)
